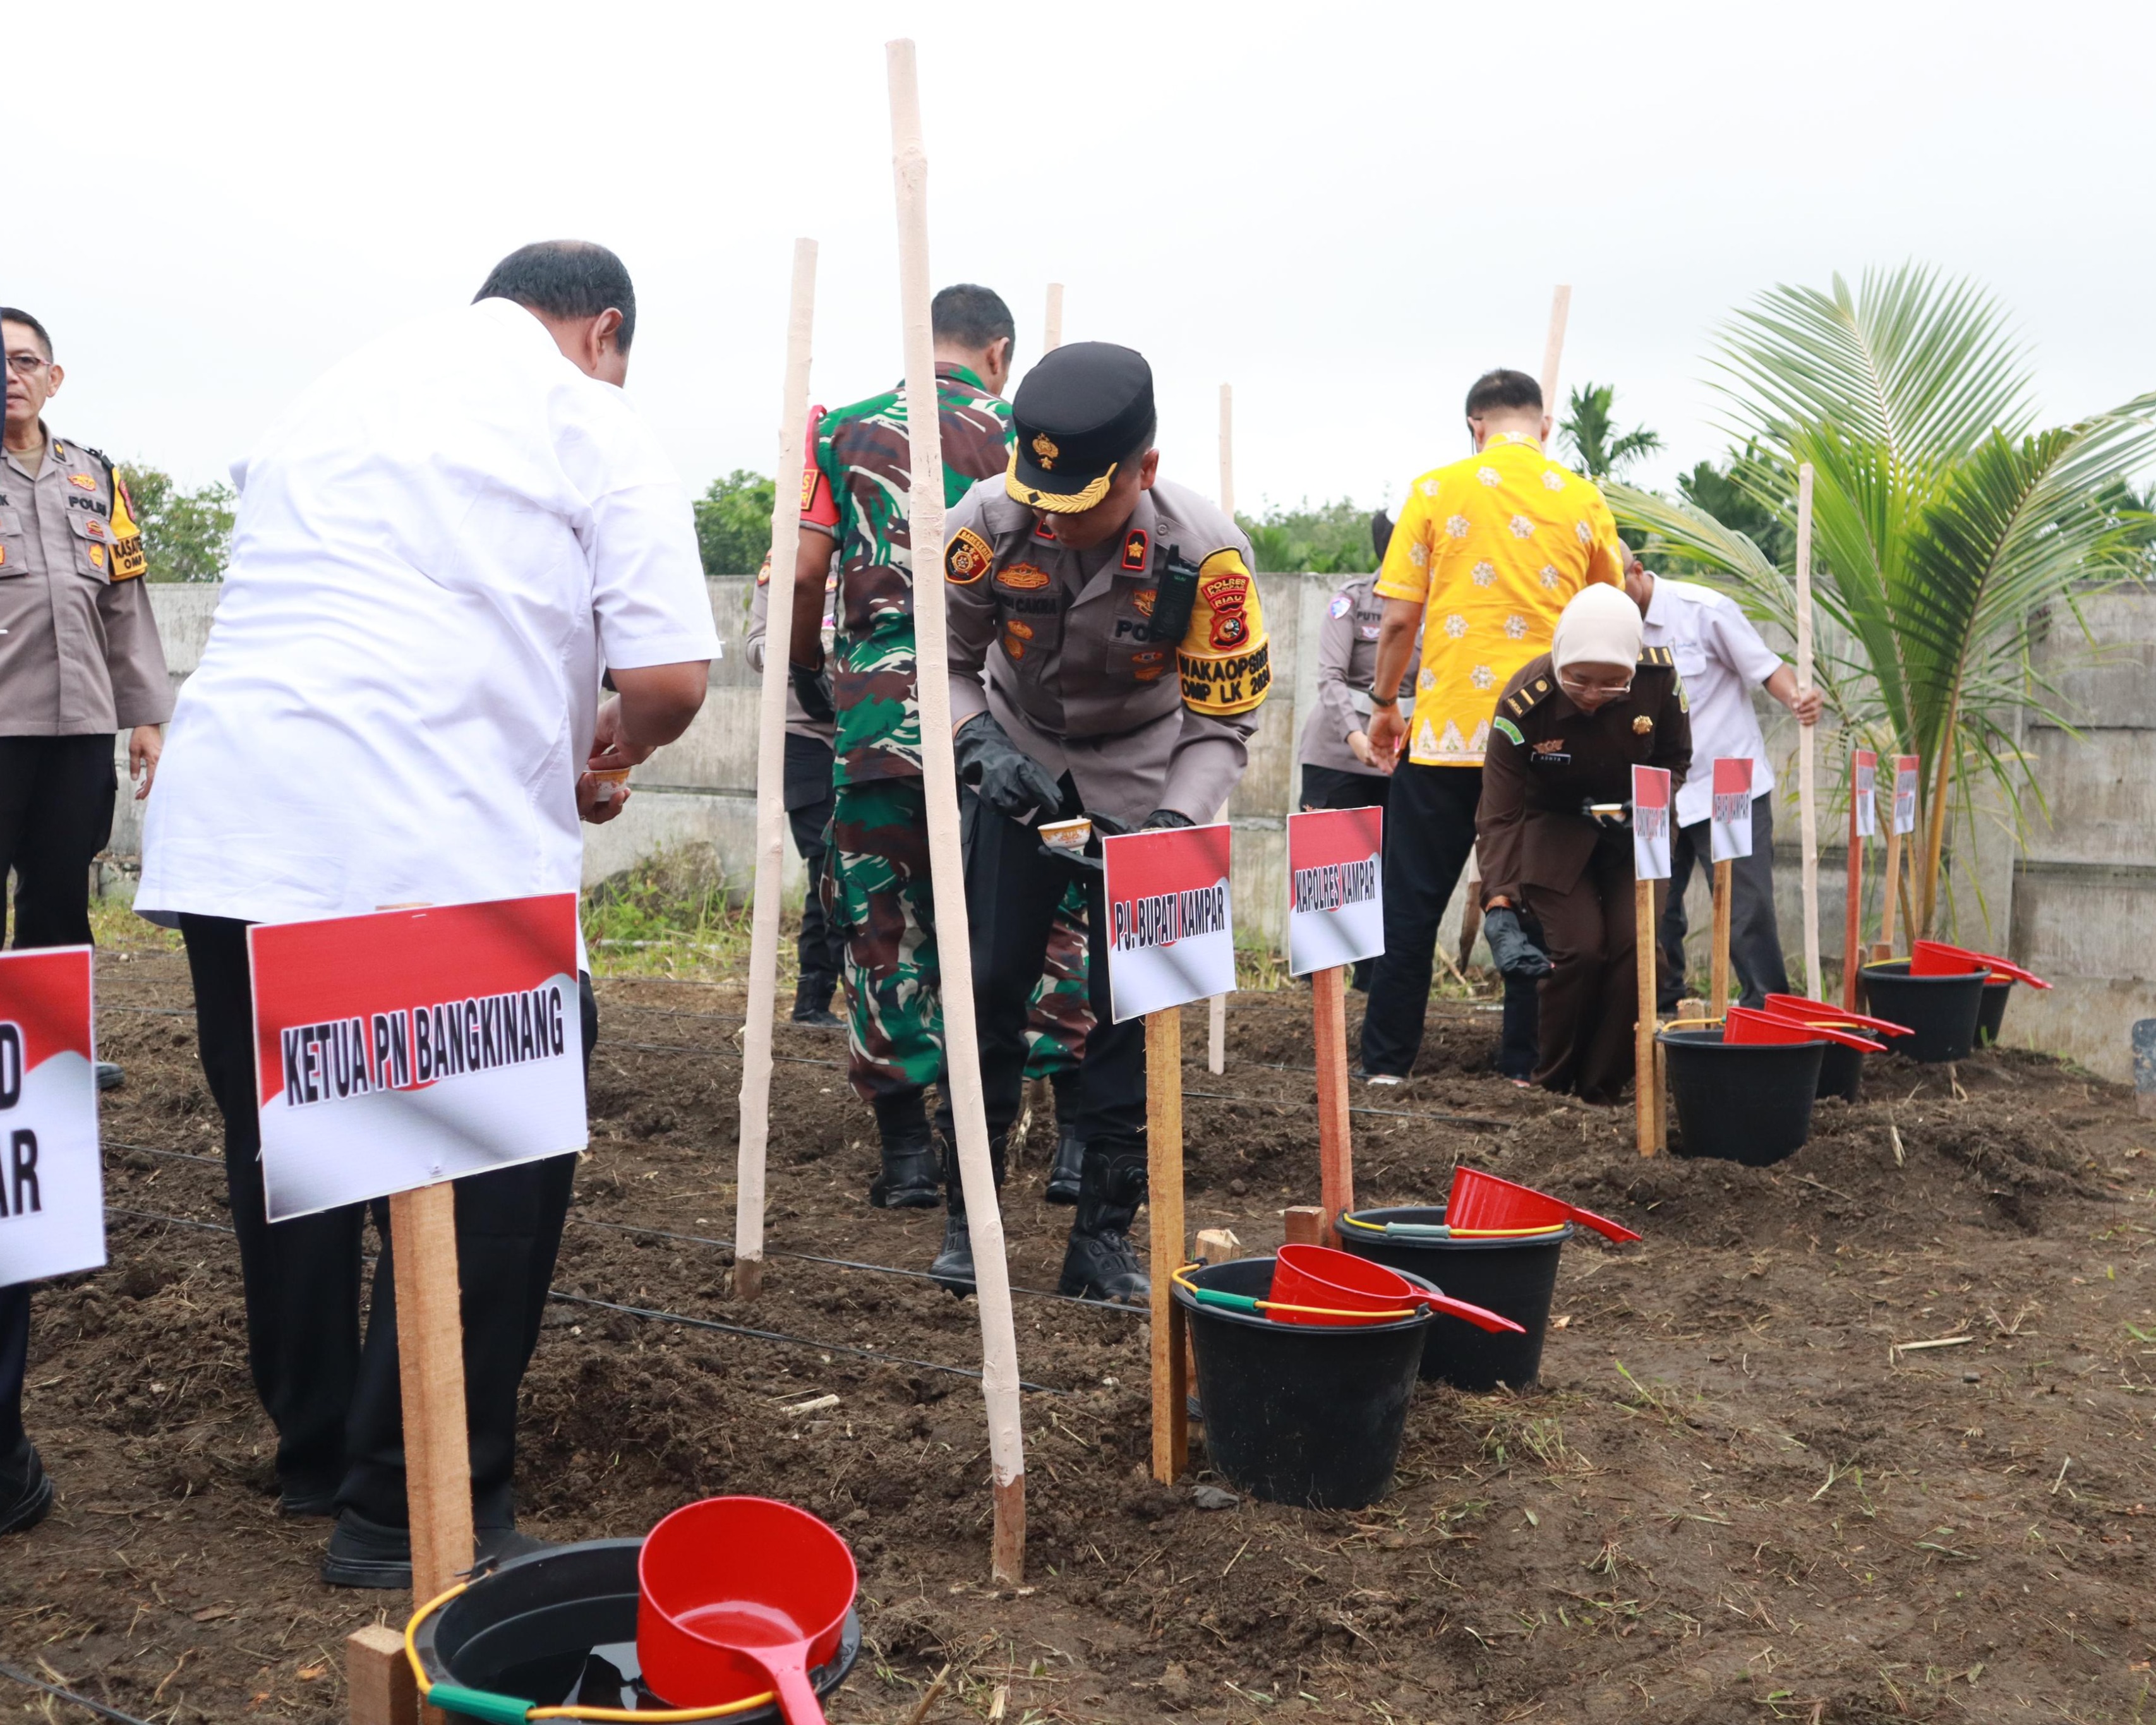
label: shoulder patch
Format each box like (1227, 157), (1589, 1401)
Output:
(1178, 545), (1271, 717)
(1493, 716), (1525, 747)
(1121, 527), (1148, 572)
(1638, 644), (1674, 667)
(1328, 592), (1352, 619)
(946, 526), (993, 584)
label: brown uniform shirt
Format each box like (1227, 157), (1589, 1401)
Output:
(1476, 647), (1692, 905)
(0, 431), (173, 735)
(1296, 569), (1418, 776)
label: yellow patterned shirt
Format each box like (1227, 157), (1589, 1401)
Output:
(1375, 433), (1623, 767)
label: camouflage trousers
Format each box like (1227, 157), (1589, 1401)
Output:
(1021, 884), (1093, 1081)
(823, 778), (942, 1103)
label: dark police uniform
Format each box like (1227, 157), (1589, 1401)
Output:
(1476, 648), (1690, 1101)
(937, 342), (1268, 1300)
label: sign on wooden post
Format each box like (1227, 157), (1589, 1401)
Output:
(1104, 822), (1234, 1483)
(1707, 760), (1754, 1018)
(1632, 766), (1672, 1156)
(1287, 806), (1383, 1242)
(0, 949), (104, 1290)
(1876, 754), (1920, 961)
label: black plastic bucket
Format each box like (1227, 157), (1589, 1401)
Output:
(1816, 1040), (1865, 1102)
(413, 1539), (860, 1718)
(1658, 1028), (1824, 1165)
(1976, 978), (2015, 1046)
(1860, 961), (1988, 1062)
(1335, 1206), (1570, 1391)
(1176, 1256), (1431, 1508)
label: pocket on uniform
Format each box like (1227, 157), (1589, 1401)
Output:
(1673, 643), (1709, 680)
(68, 509), (116, 580)
(0, 505), (25, 576)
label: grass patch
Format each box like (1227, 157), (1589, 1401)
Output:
(583, 843), (761, 983)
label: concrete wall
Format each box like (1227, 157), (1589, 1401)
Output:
(127, 579), (2153, 1078)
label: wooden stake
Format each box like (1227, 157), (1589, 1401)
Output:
(346, 1623), (419, 1725)
(1043, 282), (1064, 354)
(1709, 858), (1733, 1018)
(1207, 382), (1235, 1078)
(1146, 1006), (1188, 1484)
(887, 39), (1027, 1583)
(1282, 1206), (1324, 1247)
(1457, 849), (1484, 980)
(1539, 285), (1573, 423)
(1876, 814), (1903, 962)
(1841, 764), (1864, 1011)
(1312, 965), (1354, 1245)
(1794, 462), (1821, 999)
(1635, 879), (1658, 1157)
(388, 1184), (474, 1608)
(733, 237), (819, 1305)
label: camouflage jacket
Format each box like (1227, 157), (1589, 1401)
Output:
(801, 363), (1011, 784)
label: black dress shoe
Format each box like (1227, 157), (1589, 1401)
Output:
(278, 1479), (340, 1518)
(94, 1061), (123, 1091)
(790, 1004), (843, 1028)
(322, 1510), (553, 1589)
(0, 1443), (54, 1537)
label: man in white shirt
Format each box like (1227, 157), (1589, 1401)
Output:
(137, 242), (718, 1588)
(1625, 548), (1820, 1009)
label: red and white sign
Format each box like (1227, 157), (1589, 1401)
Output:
(1892, 755), (1920, 836)
(1709, 758), (1754, 863)
(1286, 806), (1384, 978)
(0, 949), (104, 1290)
(249, 896), (586, 1221)
(1102, 824), (1236, 1024)
(1632, 766), (1672, 881)
(1852, 748), (1878, 839)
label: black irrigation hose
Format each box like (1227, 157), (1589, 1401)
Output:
(97, 1205), (1074, 1393)
(0, 1662), (162, 1725)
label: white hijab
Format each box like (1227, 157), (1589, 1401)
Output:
(1551, 582), (1643, 674)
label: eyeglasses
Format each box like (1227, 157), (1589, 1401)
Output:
(1558, 670), (1632, 700)
(4, 352), (51, 377)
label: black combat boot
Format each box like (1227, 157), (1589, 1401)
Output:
(869, 1089), (941, 1210)
(790, 976), (841, 1028)
(1044, 1068), (1083, 1205)
(1057, 1141), (1148, 1304)
(930, 1133), (1006, 1297)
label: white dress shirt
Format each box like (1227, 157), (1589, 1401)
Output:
(138, 298), (719, 931)
(1637, 574), (1785, 827)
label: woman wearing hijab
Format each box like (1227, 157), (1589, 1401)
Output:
(1474, 584), (1692, 1100)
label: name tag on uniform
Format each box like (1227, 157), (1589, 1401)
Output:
(1529, 749), (1571, 767)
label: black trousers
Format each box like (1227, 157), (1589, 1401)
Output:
(0, 1282), (26, 1479)
(181, 913), (593, 1529)
(1525, 827), (1642, 1102)
(783, 733), (843, 1004)
(1656, 794), (1790, 1011)
(0, 735), (117, 949)
(934, 784), (1144, 1152)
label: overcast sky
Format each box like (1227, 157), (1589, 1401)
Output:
(15, 0), (2153, 517)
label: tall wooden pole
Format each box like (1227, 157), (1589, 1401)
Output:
(1207, 383), (1234, 1076)
(1794, 463), (1821, 999)
(1876, 817), (1903, 963)
(1634, 879), (1658, 1156)
(1043, 282), (1064, 354)
(1539, 285), (1573, 426)
(887, 39), (1027, 1584)
(1841, 762), (1864, 1011)
(733, 238), (819, 1305)
(1313, 966), (1354, 1242)
(1147, 1007), (1188, 1484)
(1709, 858), (1733, 1019)
(387, 1184), (473, 1620)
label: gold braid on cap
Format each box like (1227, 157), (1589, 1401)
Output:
(1004, 446), (1116, 514)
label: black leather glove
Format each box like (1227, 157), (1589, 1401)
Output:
(1141, 808), (1195, 830)
(789, 661), (834, 725)
(953, 716), (1063, 822)
(1482, 905), (1553, 979)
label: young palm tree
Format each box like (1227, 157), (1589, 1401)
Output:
(1606, 265), (2156, 939)
(1561, 382), (1663, 480)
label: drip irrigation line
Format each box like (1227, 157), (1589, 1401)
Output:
(0, 1662), (162, 1725)
(542, 1290), (1068, 1393)
(572, 1216), (1142, 1316)
(108, 1140), (219, 1165)
(95, 1004), (193, 1018)
(95, 1204), (1071, 1393)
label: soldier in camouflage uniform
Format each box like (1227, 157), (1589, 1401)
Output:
(785, 285), (1016, 1229)
(1021, 882), (1093, 1204)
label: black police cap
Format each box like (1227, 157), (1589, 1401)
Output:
(1004, 341), (1155, 514)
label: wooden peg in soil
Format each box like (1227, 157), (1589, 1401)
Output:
(1709, 858), (1734, 1019)
(1635, 879), (1660, 1157)
(1841, 760), (1864, 1011)
(733, 236), (820, 1306)
(1194, 1227), (1243, 1263)
(347, 1623), (419, 1725)
(1794, 462), (1821, 999)
(1206, 382), (1236, 1078)
(1312, 965), (1355, 1246)
(1043, 281), (1064, 353)
(1282, 1206), (1325, 1247)
(888, 37), (1028, 1584)
(1147, 1006), (1189, 1484)
(388, 1183), (475, 1615)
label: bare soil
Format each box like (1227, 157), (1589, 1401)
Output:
(6, 942), (2155, 1723)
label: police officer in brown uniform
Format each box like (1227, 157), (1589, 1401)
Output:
(1476, 584), (1689, 1102)
(2, 306), (172, 1538)
(937, 341), (1269, 1301)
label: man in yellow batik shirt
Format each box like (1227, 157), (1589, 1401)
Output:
(1358, 367), (1623, 1083)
